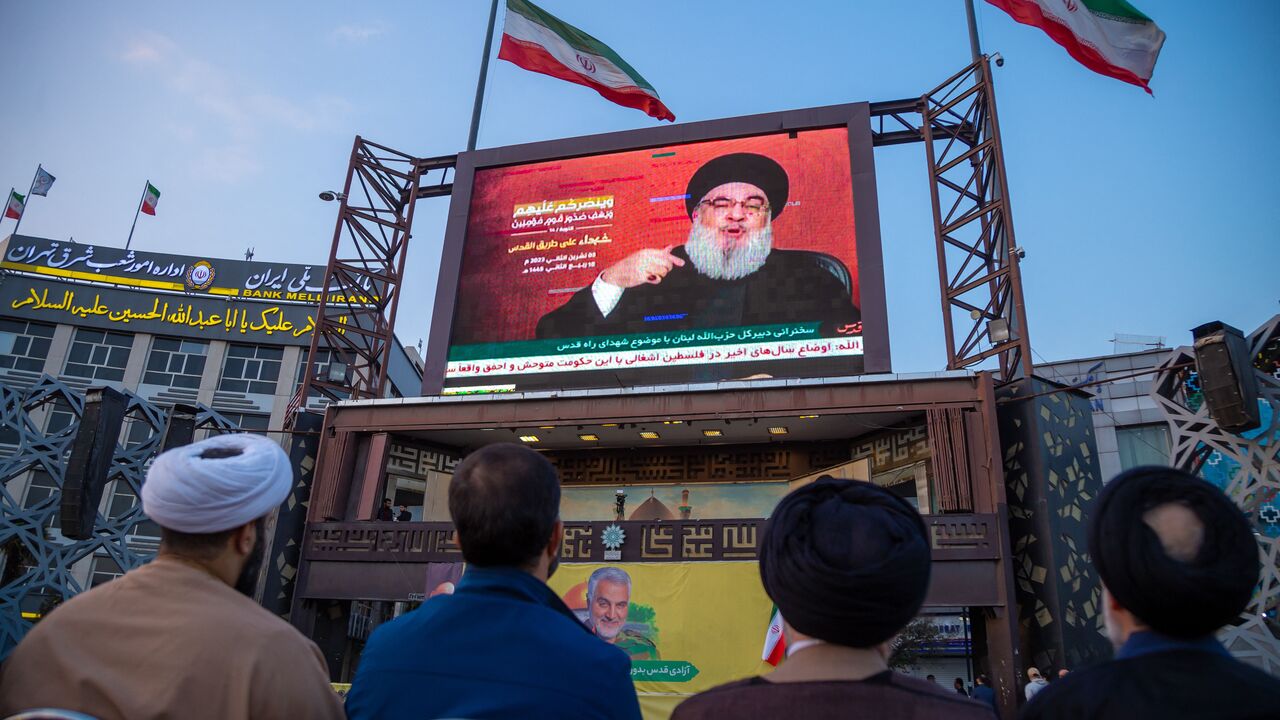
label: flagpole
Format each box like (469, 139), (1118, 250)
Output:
(466, 0), (501, 152)
(3, 188), (13, 235)
(125, 180), (148, 251)
(11, 166), (40, 238)
(964, 0), (983, 62)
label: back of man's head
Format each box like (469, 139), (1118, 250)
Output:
(449, 443), (560, 568)
(758, 477), (930, 648)
(1089, 465), (1259, 638)
(144, 433), (291, 544)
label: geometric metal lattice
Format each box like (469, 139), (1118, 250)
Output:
(1151, 313), (1280, 673)
(0, 375), (236, 660)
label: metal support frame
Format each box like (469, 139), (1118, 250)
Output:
(921, 58), (1033, 381)
(286, 138), (456, 425)
(291, 59), (1031, 415)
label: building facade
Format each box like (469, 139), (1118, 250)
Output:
(0, 234), (420, 652)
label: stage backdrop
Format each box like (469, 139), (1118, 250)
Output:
(444, 126), (867, 393)
(548, 562), (772, 720)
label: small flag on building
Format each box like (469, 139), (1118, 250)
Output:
(762, 606), (787, 666)
(6, 190), (25, 220)
(140, 182), (161, 216)
(31, 167), (56, 197)
(498, 0), (675, 122)
(985, 0), (1165, 93)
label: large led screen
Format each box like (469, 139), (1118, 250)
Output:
(439, 123), (884, 394)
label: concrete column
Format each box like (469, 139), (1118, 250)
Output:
(41, 324), (75, 377)
(269, 345), (303, 432)
(120, 332), (151, 388)
(197, 340), (228, 407)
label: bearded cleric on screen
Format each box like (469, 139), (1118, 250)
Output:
(534, 153), (860, 339)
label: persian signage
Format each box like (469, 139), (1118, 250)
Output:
(1, 277), (321, 346)
(0, 235), (375, 305)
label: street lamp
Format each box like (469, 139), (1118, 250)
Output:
(318, 190), (347, 202)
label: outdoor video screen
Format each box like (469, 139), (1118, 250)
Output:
(443, 127), (874, 393)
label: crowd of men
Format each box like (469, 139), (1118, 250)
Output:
(1, 436), (1277, 719)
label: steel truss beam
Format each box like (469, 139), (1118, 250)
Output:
(287, 139), (456, 425)
(921, 58), (1032, 380)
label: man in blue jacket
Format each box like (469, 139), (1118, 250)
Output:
(345, 443), (642, 720)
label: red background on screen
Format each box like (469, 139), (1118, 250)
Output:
(450, 127), (859, 345)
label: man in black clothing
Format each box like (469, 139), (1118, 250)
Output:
(376, 498), (393, 521)
(1022, 466), (1280, 719)
(535, 153), (859, 340)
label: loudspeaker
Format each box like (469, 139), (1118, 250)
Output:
(60, 386), (128, 539)
(1191, 321), (1261, 434)
(160, 404), (200, 453)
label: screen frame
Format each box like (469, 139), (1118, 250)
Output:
(423, 101), (890, 394)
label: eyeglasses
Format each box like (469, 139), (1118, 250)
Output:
(698, 197), (769, 215)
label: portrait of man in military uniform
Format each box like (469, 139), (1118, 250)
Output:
(585, 567), (659, 660)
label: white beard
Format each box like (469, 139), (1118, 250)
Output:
(683, 219), (772, 280)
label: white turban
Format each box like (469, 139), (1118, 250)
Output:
(142, 433), (292, 534)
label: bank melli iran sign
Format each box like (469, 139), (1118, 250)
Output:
(1, 235), (376, 304)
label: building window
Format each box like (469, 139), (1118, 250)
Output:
(89, 556), (124, 588)
(121, 415), (156, 450)
(45, 398), (77, 436)
(219, 344), (283, 394)
(216, 413), (271, 433)
(104, 480), (161, 538)
(142, 337), (208, 389)
(22, 471), (61, 530)
(0, 319), (55, 372)
(1116, 424), (1171, 471)
(64, 329), (132, 382)
(296, 348), (349, 400)
(22, 470), (59, 509)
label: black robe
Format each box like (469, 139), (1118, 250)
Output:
(1020, 648), (1280, 719)
(535, 246), (859, 339)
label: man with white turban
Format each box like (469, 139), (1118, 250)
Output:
(0, 433), (343, 720)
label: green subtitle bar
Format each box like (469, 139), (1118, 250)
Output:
(448, 322), (823, 362)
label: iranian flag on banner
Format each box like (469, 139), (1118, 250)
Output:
(986, 0), (1165, 93)
(762, 606), (787, 666)
(498, 0), (675, 122)
(141, 182), (161, 215)
(5, 190), (24, 220)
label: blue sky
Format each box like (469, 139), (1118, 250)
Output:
(2, 1), (1277, 372)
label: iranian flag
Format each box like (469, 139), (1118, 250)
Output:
(140, 182), (161, 216)
(5, 190), (24, 220)
(498, 0), (675, 122)
(986, 0), (1165, 93)
(762, 606), (787, 666)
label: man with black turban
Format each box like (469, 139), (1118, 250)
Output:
(672, 478), (995, 720)
(1023, 466), (1280, 719)
(535, 153), (860, 341)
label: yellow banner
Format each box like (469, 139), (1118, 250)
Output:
(548, 562), (772, 720)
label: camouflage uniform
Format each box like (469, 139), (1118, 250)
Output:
(611, 628), (659, 661)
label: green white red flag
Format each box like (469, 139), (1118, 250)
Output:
(5, 190), (24, 220)
(498, 0), (675, 122)
(986, 0), (1165, 93)
(762, 606), (786, 666)
(141, 182), (161, 216)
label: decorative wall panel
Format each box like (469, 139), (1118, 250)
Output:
(1151, 314), (1280, 673)
(0, 375), (236, 659)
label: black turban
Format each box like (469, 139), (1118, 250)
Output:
(1089, 466), (1260, 638)
(684, 153), (789, 220)
(759, 477), (931, 648)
